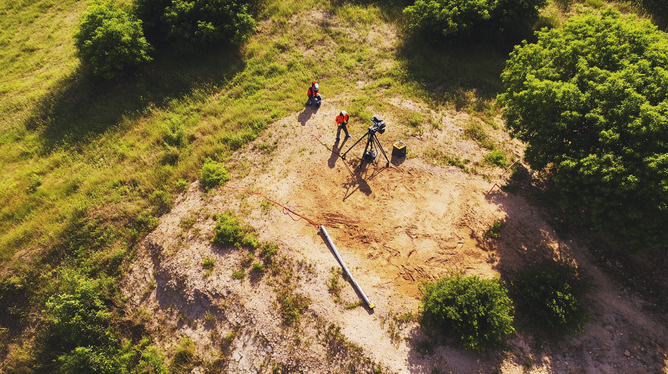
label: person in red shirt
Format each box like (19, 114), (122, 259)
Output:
(335, 110), (351, 140)
(306, 81), (321, 107)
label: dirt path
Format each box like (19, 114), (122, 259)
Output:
(121, 101), (668, 373)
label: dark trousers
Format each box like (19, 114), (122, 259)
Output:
(336, 124), (350, 139)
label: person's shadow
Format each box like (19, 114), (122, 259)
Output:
(298, 105), (319, 126)
(328, 137), (349, 168)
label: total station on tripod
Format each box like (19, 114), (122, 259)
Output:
(369, 116), (386, 134)
(341, 115), (391, 167)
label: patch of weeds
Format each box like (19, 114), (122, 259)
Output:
(149, 190), (173, 214)
(174, 178), (189, 192)
(464, 122), (495, 150)
(272, 257), (310, 327)
(395, 312), (417, 324)
(28, 172), (42, 192)
(328, 266), (343, 303)
(180, 212), (198, 230)
(260, 242), (278, 264)
(202, 258), (215, 276)
(585, 0), (604, 9)
(251, 262), (265, 272)
(423, 149), (469, 171)
(231, 270), (246, 280)
(484, 150), (509, 168)
(144, 280), (156, 296)
(254, 139), (278, 155)
(260, 199), (273, 214)
(240, 251), (255, 268)
(211, 213), (258, 248)
(344, 300), (364, 310)
(415, 339), (434, 355)
(534, 12), (561, 31)
(484, 221), (503, 239)
(204, 312), (215, 322)
(224, 330), (236, 344)
(386, 319), (402, 345)
(171, 337), (198, 373)
(200, 158), (230, 192)
(321, 323), (387, 372)
(403, 111), (424, 135)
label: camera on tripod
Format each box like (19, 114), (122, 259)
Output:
(368, 116), (386, 134)
(341, 115), (390, 167)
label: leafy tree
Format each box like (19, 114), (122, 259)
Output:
(498, 10), (668, 251)
(404, 0), (547, 40)
(41, 272), (167, 373)
(511, 264), (592, 332)
(74, 0), (152, 79)
(133, 0), (258, 47)
(421, 274), (514, 351)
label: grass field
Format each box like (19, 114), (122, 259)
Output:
(0, 0), (652, 370)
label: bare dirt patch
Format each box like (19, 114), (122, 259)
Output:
(122, 100), (668, 373)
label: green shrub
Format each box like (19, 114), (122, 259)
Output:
(44, 271), (113, 348)
(484, 220), (503, 239)
(57, 345), (129, 374)
(260, 242), (278, 263)
(211, 213), (243, 246)
(199, 159), (229, 191)
(251, 262), (265, 272)
(498, 10), (668, 251)
(74, 0), (152, 79)
(202, 258), (215, 276)
(511, 264), (592, 332)
(240, 233), (259, 249)
(404, 0), (548, 40)
(484, 150), (509, 168)
(231, 269), (246, 279)
(135, 0), (258, 47)
(421, 274), (514, 351)
(135, 345), (168, 374)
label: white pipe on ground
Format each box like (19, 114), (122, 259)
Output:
(320, 225), (375, 309)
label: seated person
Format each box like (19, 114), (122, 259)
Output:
(306, 81), (321, 107)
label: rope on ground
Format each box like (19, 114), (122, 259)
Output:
(486, 160), (519, 195)
(224, 185), (320, 227)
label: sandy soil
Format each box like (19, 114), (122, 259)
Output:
(121, 100), (668, 373)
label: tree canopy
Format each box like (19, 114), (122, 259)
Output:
(421, 274), (514, 351)
(133, 0), (258, 47)
(404, 0), (547, 40)
(74, 0), (152, 79)
(498, 10), (668, 251)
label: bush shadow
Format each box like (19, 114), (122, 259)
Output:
(26, 44), (246, 152)
(395, 35), (519, 103)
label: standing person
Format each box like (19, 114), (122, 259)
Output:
(335, 110), (351, 140)
(306, 81), (321, 107)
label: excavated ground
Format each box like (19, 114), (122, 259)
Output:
(122, 98), (668, 373)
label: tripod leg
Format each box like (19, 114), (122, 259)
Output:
(341, 133), (369, 160)
(372, 134), (391, 167)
